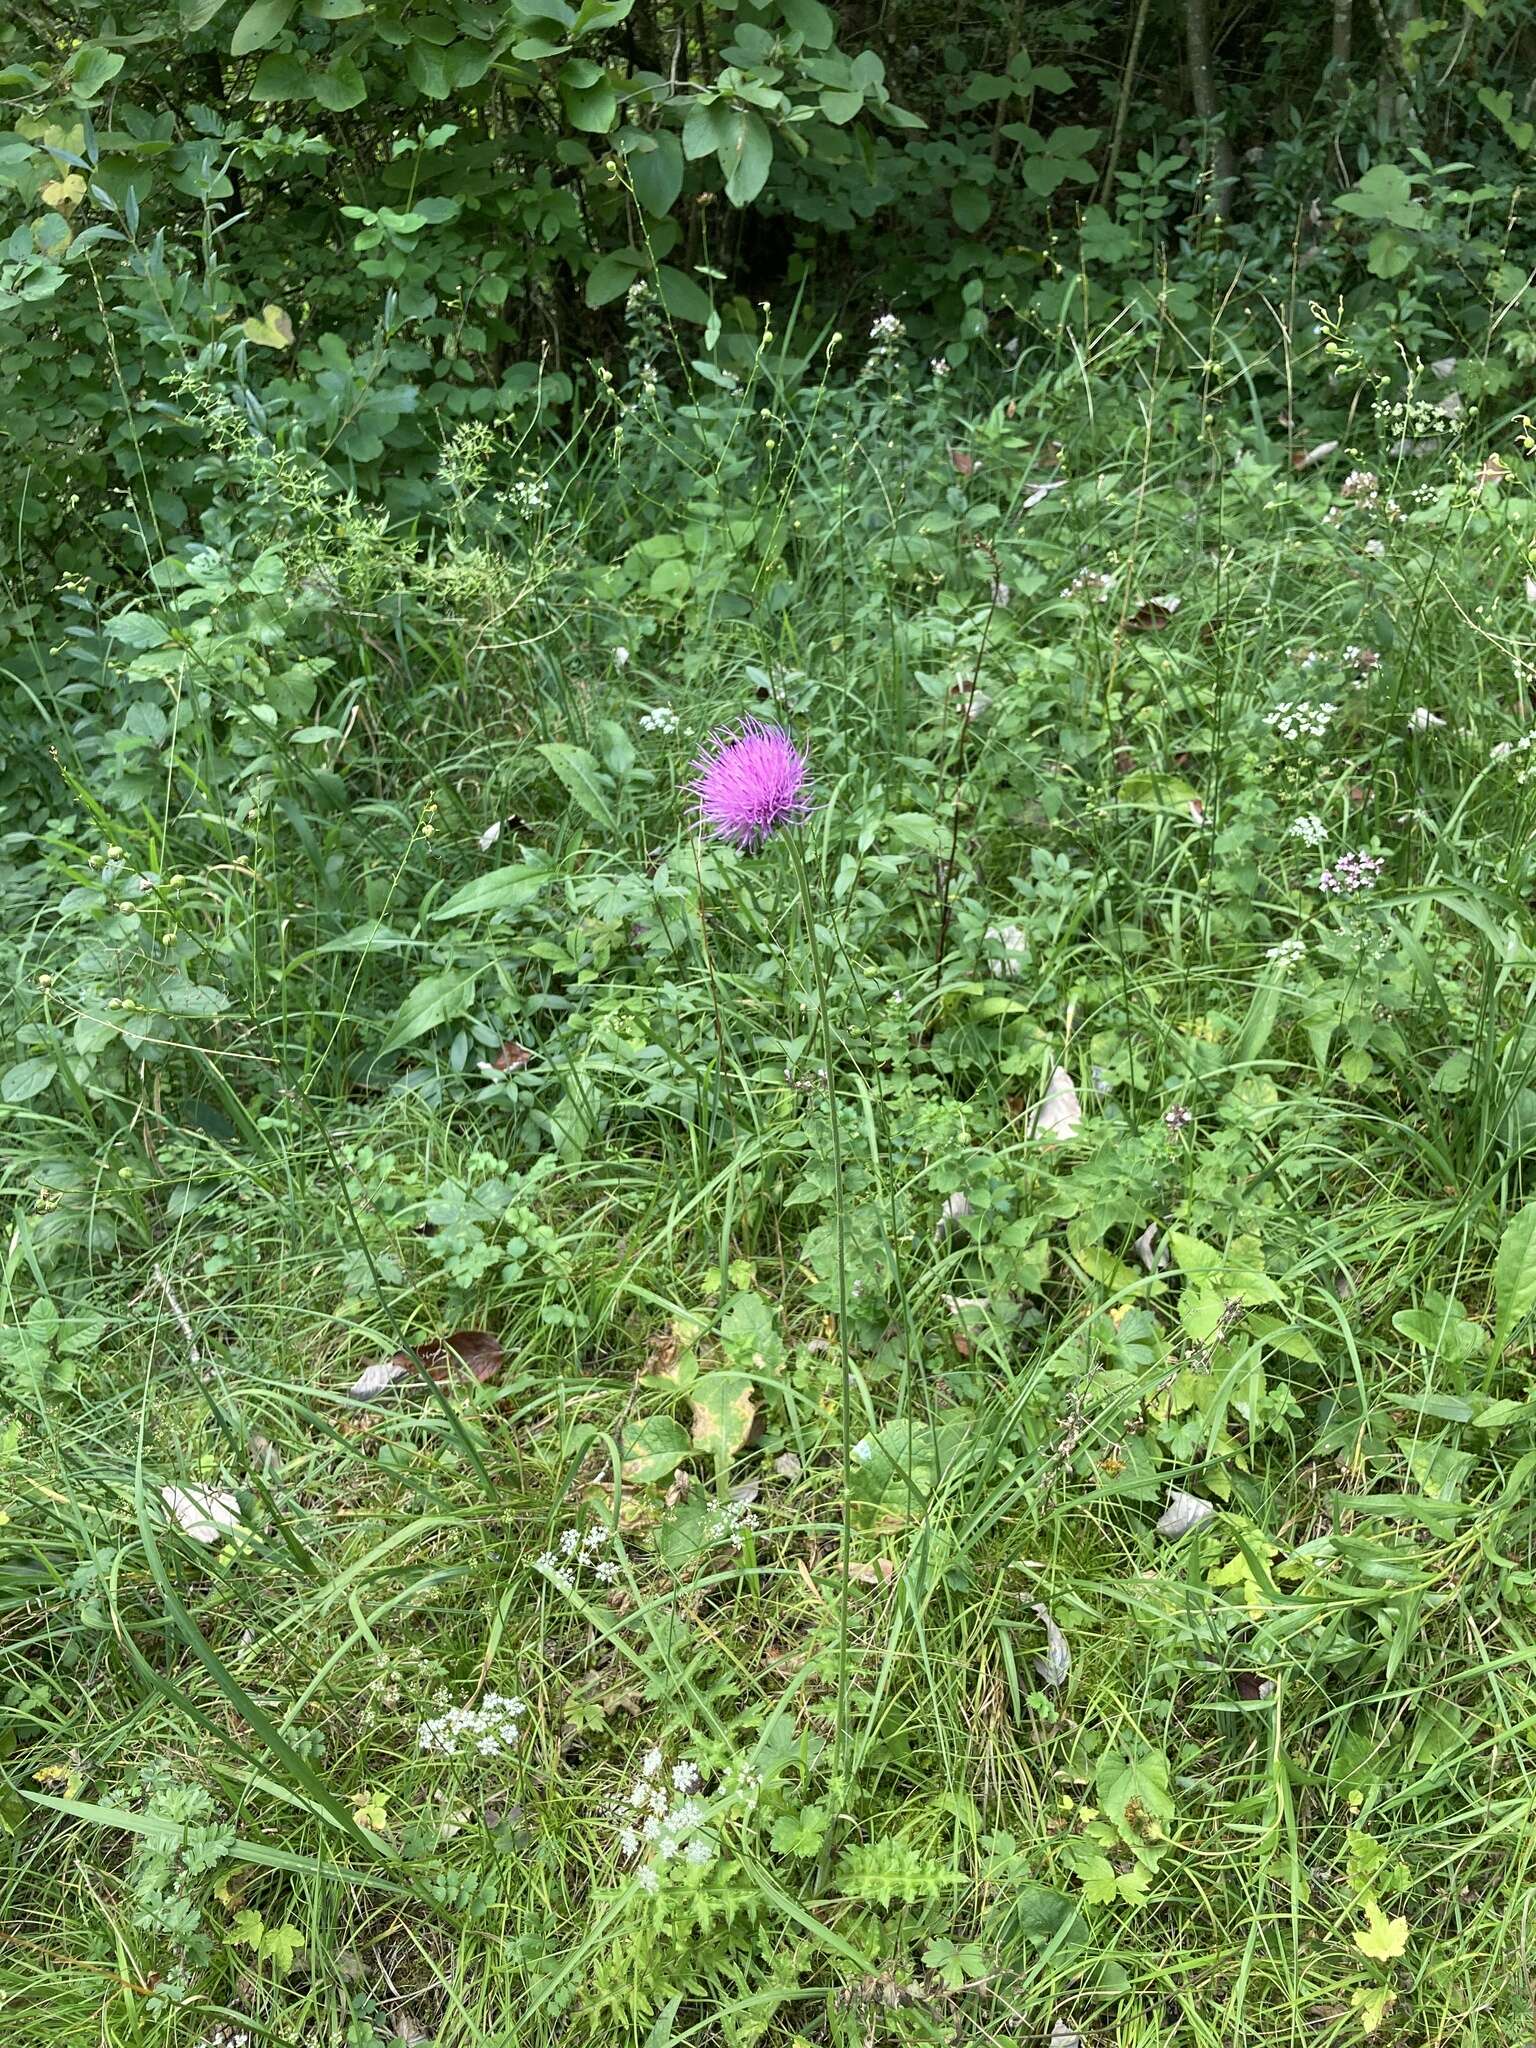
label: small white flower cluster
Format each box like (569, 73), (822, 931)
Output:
(1289, 814), (1328, 849)
(1490, 731), (1536, 781)
(611, 1748), (714, 1891)
(1292, 647), (1325, 672)
(639, 704), (678, 735)
(536, 1521), (619, 1592)
(1265, 936), (1307, 968)
(625, 278), (654, 317)
(1364, 538), (1386, 558)
(1318, 850), (1385, 896)
(930, 356), (952, 378)
(417, 1692), (526, 1758)
(703, 1500), (757, 1550)
(870, 312), (905, 342)
(1341, 468), (1379, 503)
(1265, 699), (1337, 742)
(1342, 644), (1380, 676)
(1060, 569), (1115, 603)
(509, 473), (550, 515)
(985, 921), (1028, 977)
(1408, 706), (1446, 732)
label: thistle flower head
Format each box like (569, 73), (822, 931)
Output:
(689, 719), (810, 850)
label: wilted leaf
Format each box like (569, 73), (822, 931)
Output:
(1156, 1489), (1214, 1538)
(348, 1359), (409, 1400)
(689, 1370), (755, 1463)
(947, 445), (976, 477)
(160, 1484), (243, 1543)
(1030, 1600), (1070, 1688)
(1030, 1065), (1082, 1142)
(1126, 593), (1180, 631)
(353, 1329), (504, 1399)
(491, 1040), (533, 1071)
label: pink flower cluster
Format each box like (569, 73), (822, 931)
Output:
(1318, 851), (1384, 896)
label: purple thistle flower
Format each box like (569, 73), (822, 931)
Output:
(689, 718), (811, 850)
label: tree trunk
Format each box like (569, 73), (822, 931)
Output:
(1186, 0), (1237, 221)
(1331, 0), (1352, 71)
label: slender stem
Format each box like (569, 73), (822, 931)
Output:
(786, 831), (853, 1785)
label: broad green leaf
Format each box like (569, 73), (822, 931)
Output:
(249, 52), (311, 100)
(429, 862), (550, 921)
(717, 107), (773, 205)
(720, 1291), (785, 1374)
(1493, 1203), (1536, 1350)
(780, 0), (833, 43)
(311, 56), (366, 112)
(181, 0), (234, 26)
(231, 0), (295, 55)
(655, 263), (712, 324)
(585, 247), (644, 307)
(1117, 770), (1200, 812)
(689, 1370), (755, 1463)
(380, 966), (479, 1052)
(628, 129), (683, 215)
(65, 45), (126, 101)
(1094, 1744), (1173, 1846)
(535, 742), (615, 831)
(562, 78), (618, 134)
(1, 1057), (55, 1103)
(950, 181), (990, 232)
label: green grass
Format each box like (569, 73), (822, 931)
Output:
(6, 308), (1536, 2048)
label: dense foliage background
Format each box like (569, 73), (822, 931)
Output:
(7, 5), (1536, 2047)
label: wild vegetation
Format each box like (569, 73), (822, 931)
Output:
(6, 4), (1536, 2046)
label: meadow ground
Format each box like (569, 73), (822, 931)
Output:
(6, 317), (1536, 2047)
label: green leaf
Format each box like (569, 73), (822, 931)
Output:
(655, 263), (712, 324)
(231, 0), (295, 55)
(1, 1057), (56, 1104)
(380, 966), (480, 1052)
(1353, 1898), (1409, 1961)
(950, 182), (990, 232)
(1335, 162), (1425, 229)
(585, 248), (644, 307)
(534, 742), (615, 831)
(628, 129), (683, 215)
(561, 74), (618, 134)
(430, 862), (551, 921)
(64, 45), (126, 101)
(1094, 1744), (1174, 1848)
(1493, 1204), (1536, 1351)
(688, 1370), (755, 1463)
(1116, 771), (1200, 813)
(258, 1922), (305, 1974)
(719, 1291), (785, 1374)
(780, 0), (834, 46)
(311, 55), (366, 112)
(717, 107), (773, 205)
(1366, 228), (1414, 279)
(249, 52), (312, 100)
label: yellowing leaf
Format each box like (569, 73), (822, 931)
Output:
(41, 173), (86, 214)
(242, 302), (295, 349)
(1353, 1898), (1409, 1961)
(689, 1369), (755, 1463)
